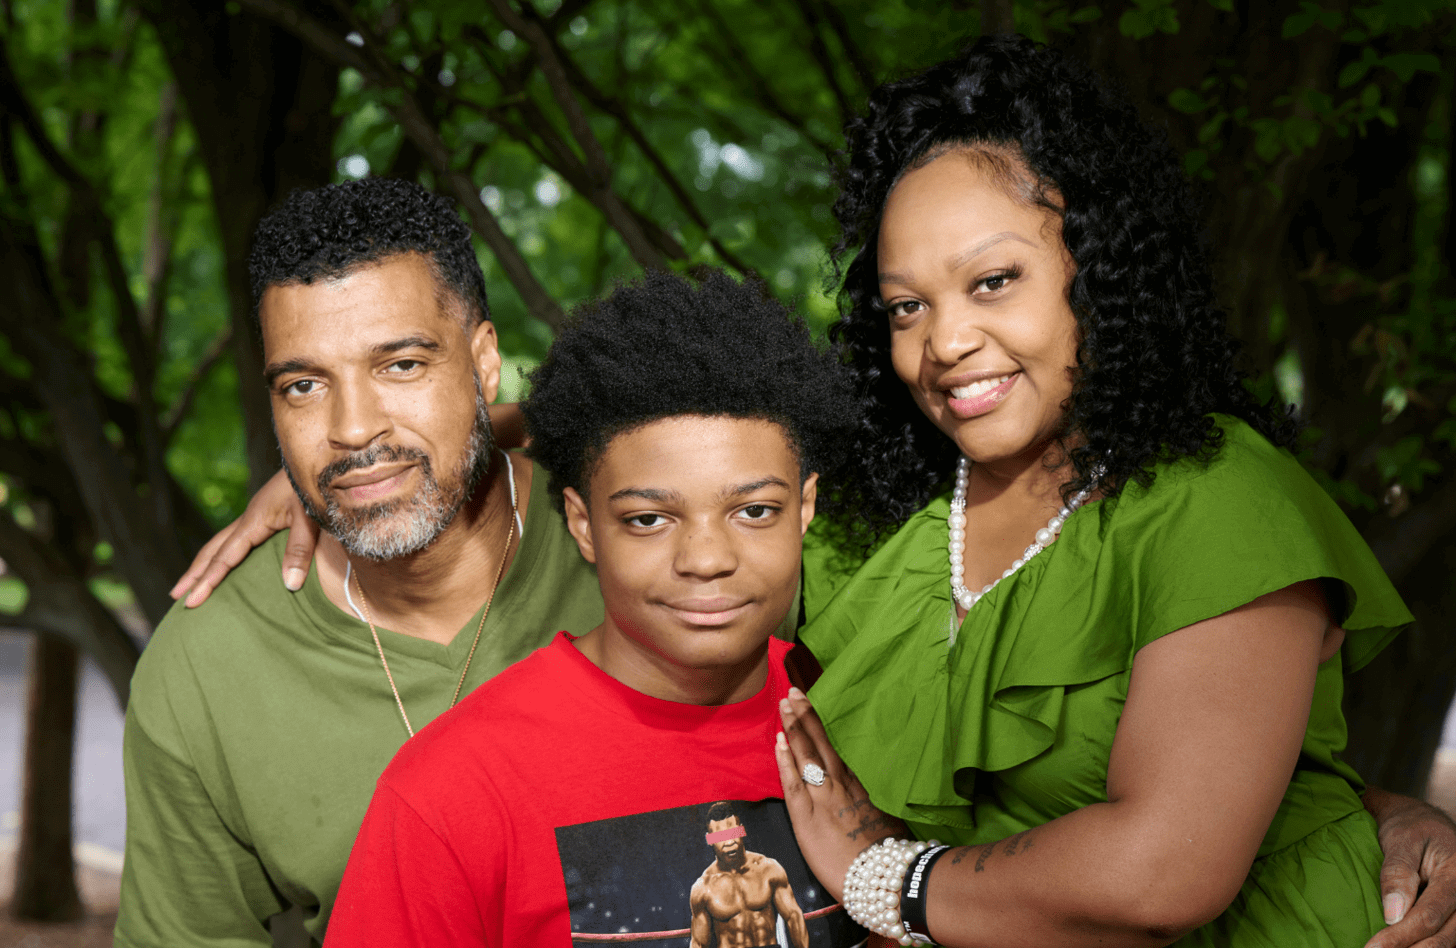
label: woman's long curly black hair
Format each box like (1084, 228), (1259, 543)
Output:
(829, 34), (1296, 535)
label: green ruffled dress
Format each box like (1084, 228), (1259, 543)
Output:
(799, 416), (1413, 946)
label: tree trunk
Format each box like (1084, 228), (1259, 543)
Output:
(135, 0), (341, 490)
(11, 633), (81, 922)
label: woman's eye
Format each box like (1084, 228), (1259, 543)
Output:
(977, 267), (1021, 294)
(886, 299), (923, 320)
(626, 513), (664, 528)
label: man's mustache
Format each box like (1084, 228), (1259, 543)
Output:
(317, 443), (431, 496)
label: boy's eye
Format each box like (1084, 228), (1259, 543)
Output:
(738, 504), (777, 521)
(626, 513), (664, 528)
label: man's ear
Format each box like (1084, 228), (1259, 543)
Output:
(470, 320), (503, 404)
(799, 472), (818, 536)
(563, 487), (597, 564)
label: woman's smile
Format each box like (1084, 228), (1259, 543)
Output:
(878, 149), (1079, 471)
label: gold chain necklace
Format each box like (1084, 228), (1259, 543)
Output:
(352, 478), (519, 738)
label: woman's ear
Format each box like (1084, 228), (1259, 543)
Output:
(799, 472), (818, 535)
(563, 487), (597, 564)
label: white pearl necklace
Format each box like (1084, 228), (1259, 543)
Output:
(949, 456), (1096, 612)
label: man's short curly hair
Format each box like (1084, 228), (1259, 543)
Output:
(829, 34), (1296, 534)
(523, 269), (858, 512)
(247, 177), (489, 326)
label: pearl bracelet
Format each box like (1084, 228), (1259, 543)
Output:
(842, 837), (941, 945)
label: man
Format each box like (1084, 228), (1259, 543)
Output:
(692, 802), (809, 948)
(323, 270), (867, 946)
(116, 178), (604, 946)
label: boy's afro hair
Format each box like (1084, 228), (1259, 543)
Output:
(247, 177), (489, 326)
(523, 268), (860, 512)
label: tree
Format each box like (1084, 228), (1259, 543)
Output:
(0, 0), (1453, 920)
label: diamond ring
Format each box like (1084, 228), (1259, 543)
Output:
(801, 762), (826, 786)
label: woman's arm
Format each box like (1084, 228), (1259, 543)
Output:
(779, 581), (1331, 948)
(172, 403), (527, 607)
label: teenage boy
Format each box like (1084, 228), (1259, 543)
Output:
(324, 270), (866, 946)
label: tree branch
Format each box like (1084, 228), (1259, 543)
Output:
(1365, 474), (1456, 587)
(483, 0), (668, 270)
(235, 0), (567, 330)
(0, 511), (139, 705)
(811, 0), (875, 95)
(789, 0), (854, 125)
(533, 25), (755, 275)
(678, 0), (833, 155)
(163, 326), (233, 443)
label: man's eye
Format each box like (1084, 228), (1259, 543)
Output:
(626, 513), (664, 528)
(386, 359), (422, 373)
(283, 379), (315, 397)
(739, 504), (776, 520)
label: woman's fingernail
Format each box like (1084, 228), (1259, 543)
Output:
(1384, 892), (1406, 925)
(788, 687), (806, 700)
(775, 731), (787, 750)
(284, 568), (305, 591)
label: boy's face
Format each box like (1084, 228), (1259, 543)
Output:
(563, 416), (815, 701)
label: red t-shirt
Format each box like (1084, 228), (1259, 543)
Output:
(326, 633), (861, 947)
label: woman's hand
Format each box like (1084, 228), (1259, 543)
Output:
(774, 686), (908, 902)
(1364, 787), (1456, 948)
(170, 467), (318, 608)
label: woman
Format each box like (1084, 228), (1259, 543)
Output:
(771, 34), (1419, 947)
(177, 35), (1456, 948)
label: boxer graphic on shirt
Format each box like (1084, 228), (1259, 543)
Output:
(690, 802), (809, 948)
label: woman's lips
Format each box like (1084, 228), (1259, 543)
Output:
(945, 372), (1018, 418)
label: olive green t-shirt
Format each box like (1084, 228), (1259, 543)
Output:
(116, 460), (604, 947)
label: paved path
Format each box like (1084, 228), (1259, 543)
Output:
(0, 630), (125, 870)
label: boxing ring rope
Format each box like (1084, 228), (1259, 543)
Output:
(571, 903), (844, 942)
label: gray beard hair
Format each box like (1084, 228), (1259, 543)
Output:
(284, 381), (495, 562)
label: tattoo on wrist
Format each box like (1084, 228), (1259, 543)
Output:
(947, 831), (1035, 872)
(845, 812), (898, 841)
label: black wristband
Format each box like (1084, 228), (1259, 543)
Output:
(900, 843), (951, 943)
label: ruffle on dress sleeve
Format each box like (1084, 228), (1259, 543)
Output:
(800, 416), (1413, 829)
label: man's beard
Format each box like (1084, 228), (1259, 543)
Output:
(284, 381), (495, 562)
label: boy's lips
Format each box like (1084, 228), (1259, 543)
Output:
(664, 597), (752, 626)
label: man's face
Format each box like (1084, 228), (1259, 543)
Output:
(260, 253), (502, 561)
(564, 415), (816, 680)
(707, 815), (746, 864)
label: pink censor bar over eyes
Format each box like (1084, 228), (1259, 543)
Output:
(704, 826), (747, 844)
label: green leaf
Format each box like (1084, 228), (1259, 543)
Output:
(1119, 9), (1158, 38)
(1168, 88), (1208, 113)
(1184, 148), (1209, 177)
(1206, 0), (1233, 10)
(1380, 52), (1441, 82)
(1361, 82), (1382, 109)
(1282, 8), (1318, 37)
(1378, 107), (1397, 127)
(1339, 58), (1372, 88)
(1068, 6), (1102, 24)
(1252, 118), (1283, 162)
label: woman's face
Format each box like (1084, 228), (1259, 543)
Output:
(878, 150), (1079, 470)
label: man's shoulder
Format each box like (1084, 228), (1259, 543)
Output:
(133, 532), (317, 707)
